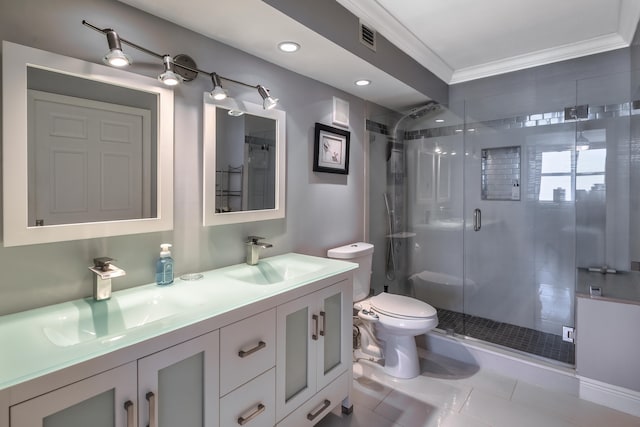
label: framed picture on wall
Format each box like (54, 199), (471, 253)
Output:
(313, 123), (350, 174)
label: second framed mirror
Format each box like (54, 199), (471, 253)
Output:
(203, 96), (286, 226)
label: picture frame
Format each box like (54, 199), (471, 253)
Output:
(313, 123), (350, 174)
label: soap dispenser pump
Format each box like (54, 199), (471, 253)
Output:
(156, 243), (174, 285)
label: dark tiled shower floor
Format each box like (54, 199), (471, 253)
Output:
(435, 307), (575, 365)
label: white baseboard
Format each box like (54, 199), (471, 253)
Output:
(579, 376), (640, 417)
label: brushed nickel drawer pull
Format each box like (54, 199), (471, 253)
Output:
(319, 311), (326, 336)
(237, 403), (266, 425)
(238, 340), (266, 358)
(312, 314), (319, 340)
(307, 399), (331, 421)
(146, 391), (156, 427)
(124, 400), (134, 427)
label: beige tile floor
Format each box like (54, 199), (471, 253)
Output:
(317, 353), (640, 427)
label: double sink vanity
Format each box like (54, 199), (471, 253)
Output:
(0, 253), (356, 427)
(0, 35), (348, 427)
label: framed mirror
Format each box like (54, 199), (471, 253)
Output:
(2, 41), (174, 246)
(203, 96), (285, 226)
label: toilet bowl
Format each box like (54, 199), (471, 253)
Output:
(327, 242), (439, 379)
(357, 292), (438, 378)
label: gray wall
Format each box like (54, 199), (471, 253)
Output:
(0, 0), (377, 315)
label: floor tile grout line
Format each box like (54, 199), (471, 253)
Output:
(508, 380), (517, 401)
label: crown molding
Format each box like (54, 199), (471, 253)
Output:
(338, 0), (640, 85)
(450, 33), (629, 84)
(619, 0), (640, 44)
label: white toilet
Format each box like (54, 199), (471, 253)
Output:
(327, 242), (438, 379)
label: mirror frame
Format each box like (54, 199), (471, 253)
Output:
(2, 41), (174, 246)
(202, 95), (286, 226)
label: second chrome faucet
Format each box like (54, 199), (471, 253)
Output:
(245, 236), (272, 265)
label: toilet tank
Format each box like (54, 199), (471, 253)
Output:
(327, 242), (374, 302)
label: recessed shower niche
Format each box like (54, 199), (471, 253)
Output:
(481, 146), (521, 201)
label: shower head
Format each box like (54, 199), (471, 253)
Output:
(406, 101), (441, 119)
(391, 100), (442, 137)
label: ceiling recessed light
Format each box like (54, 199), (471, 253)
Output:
(278, 41), (300, 53)
(435, 119), (445, 123)
(355, 79), (371, 86)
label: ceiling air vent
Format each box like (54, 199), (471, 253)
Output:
(359, 21), (377, 51)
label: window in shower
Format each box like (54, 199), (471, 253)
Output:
(537, 145), (606, 202)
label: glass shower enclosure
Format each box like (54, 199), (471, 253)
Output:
(367, 70), (632, 365)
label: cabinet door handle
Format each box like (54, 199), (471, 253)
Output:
(307, 399), (331, 421)
(146, 391), (156, 427)
(312, 314), (319, 340)
(237, 402), (266, 425)
(124, 400), (134, 427)
(319, 311), (326, 337)
(238, 340), (266, 358)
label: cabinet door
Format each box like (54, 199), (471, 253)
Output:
(275, 292), (317, 421)
(316, 279), (352, 391)
(138, 331), (219, 427)
(11, 362), (137, 427)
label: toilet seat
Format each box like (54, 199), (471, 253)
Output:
(370, 292), (437, 320)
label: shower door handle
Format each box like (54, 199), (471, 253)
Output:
(473, 208), (481, 231)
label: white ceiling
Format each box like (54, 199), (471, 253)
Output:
(339, 0), (640, 84)
(118, 0), (640, 112)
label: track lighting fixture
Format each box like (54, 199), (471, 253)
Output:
(209, 73), (227, 101)
(83, 20), (279, 109)
(257, 85), (278, 110)
(102, 29), (132, 67)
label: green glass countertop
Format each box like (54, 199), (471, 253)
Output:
(0, 253), (356, 391)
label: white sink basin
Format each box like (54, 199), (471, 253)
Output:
(42, 288), (201, 347)
(224, 255), (325, 285)
(39, 255), (331, 347)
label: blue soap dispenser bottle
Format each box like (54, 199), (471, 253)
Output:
(156, 243), (174, 285)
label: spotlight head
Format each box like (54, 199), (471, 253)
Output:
(158, 55), (181, 86)
(102, 30), (131, 67)
(257, 85), (278, 110)
(209, 73), (227, 100)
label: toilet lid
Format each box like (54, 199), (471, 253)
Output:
(370, 292), (437, 319)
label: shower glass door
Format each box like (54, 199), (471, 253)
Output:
(462, 88), (577, 364)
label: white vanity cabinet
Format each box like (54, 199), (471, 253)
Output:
(275, 279), (352, 425)
(10, 362), (137, 427)
(10, 331), (220, 427)
(2, 256), (355, 427)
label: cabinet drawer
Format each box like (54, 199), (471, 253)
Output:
(220, 308), (276, 395)
(220, 368), (275, 427)
(276, 371), (350, 427)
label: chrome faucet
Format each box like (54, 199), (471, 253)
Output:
(246, 236), (273, 265)
(89, 257), (126, 301)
